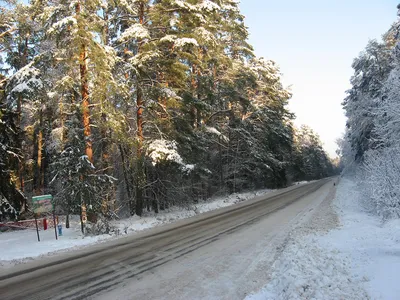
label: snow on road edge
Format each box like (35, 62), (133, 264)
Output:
(322, 178), (400, 300)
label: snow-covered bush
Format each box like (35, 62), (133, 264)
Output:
(362, 147), (400, 219)
(147, 139), (194, 172)
(0, 193), (18, 222)
(85, 215), (115, 236)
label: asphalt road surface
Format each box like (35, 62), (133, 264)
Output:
(0, 178), (334, 300)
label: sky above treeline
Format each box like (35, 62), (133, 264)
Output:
(240, 0), (399, 157)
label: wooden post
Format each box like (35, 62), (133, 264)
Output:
(53, 211), (58, 240)
(34, 214), (40, 242)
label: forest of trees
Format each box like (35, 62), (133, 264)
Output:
(0, 0), (337, 224)
(340, 4), (400, 219)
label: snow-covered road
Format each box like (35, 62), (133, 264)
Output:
(0, 179), (335, 300)
(97, 179), (336, 300)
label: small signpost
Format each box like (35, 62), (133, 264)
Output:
(32, 194), (58, 242)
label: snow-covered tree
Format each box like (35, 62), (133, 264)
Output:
(341, 4), (400, 219)
(0, 87), (26, 220)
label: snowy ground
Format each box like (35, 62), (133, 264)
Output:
(0, 219), (111, 267)
(0, 187), (275, 267)
(246, 177), (400, 300)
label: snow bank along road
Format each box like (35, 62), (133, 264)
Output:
(0, 178), (334, 300)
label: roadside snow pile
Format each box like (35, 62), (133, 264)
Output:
(246, 177), (400, 300)
(112, 188), (275, 234)
(247, 235), (367, 300)
(295, 180), (316, 185)
(0, 187), (277, 266)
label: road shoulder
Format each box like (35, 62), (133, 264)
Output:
(245, 178), (370, 300)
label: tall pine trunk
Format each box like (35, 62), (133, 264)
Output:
(135, 2), (145, 216)
(76, 1), (91, 229)
(100, 8), (115, 217)
(190, 64), (198, 128)
(33, 110), (44, 195)
(119, 145), (135, 215)
(76, 2), (92, 163)
(16, 37), (29, 209)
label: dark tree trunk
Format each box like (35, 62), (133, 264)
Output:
(119, 145), (135, 215)
(135, 2), (146, 217)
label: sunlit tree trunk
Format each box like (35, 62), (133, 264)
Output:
(76, 1), (92, 163)
(75, 1), (91, 230)
(33, 109), (44, 196)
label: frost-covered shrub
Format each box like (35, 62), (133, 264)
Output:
(362, 147), (400, 219)
(147, 139), (194, 172)
(0, 193), (18, 222)
(85, 215), (115, 236)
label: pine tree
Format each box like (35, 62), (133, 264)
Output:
(30, 0), (120, 218)
(0, 76), (26, 220)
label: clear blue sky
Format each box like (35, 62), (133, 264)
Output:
(239, 0), (399, 157)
